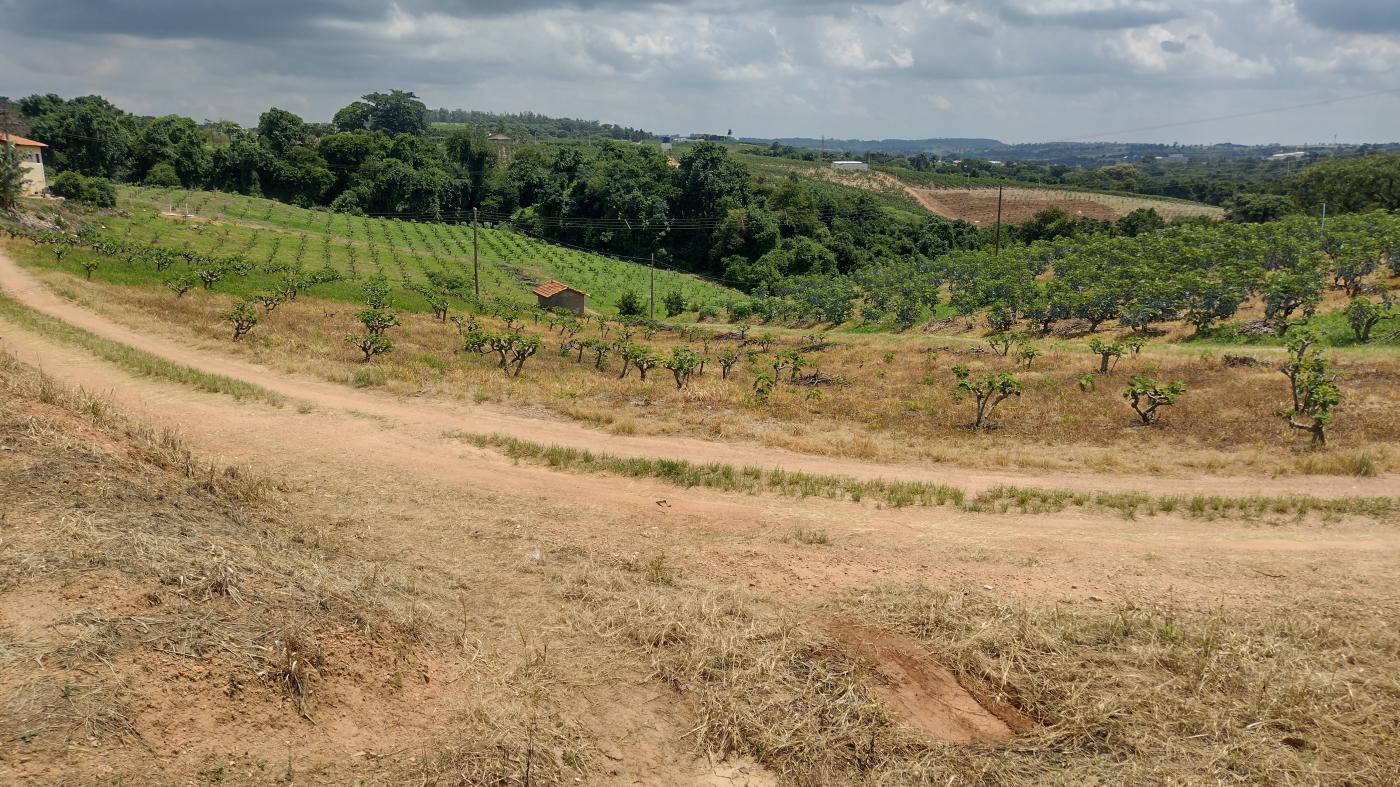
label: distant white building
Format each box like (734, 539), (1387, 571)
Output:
(831, 161), (869, 172)
(0, 132), (48, 196)
(1268, 151), (1307, 161)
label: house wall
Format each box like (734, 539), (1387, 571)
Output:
(831, 161), (869, 172)
(16, 146), (46, 195)
(538, 290), (586, 315)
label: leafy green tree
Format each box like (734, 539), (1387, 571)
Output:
(362, 274), (392, 309)
(1343, 295), (1396, 343)
(1280, 330), (1340, 446)
(623, 344), (659, 381)
(1115, 207), (1166, 237)
(0, 141), (25, 210)
(348, 333), (393, 362)
(134, 115), (210, 186)
(359, 90), (428, 136)
(332, 101), (373, 133)
(1291, 153), (1400, 213)
(25, 95), (132, 179)
(256, 107), (306, 156)
(1224, 193), (1295, 223)
(951, 365), (1022, 429)
(1122, 377), (1186, 425)
(1262, 265), (1324, 333)
(347, 275), (398, 362)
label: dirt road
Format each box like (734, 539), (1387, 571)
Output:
(2, 249), (1397, 615)
(1, 253), (1390, 502)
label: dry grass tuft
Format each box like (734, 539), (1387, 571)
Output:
(414, 707), (592, 786)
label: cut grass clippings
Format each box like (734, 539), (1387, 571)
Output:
(0, 291), (288, 408)
(450, 431), (1400, 522)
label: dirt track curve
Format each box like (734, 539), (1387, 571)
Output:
(0, 252), (1391, 502)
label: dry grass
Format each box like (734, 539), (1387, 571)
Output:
(841, 585), (1400, 785)
(4, 344), (1399, 785)
(542, 555), (1400, 785)
(0, 350), (444, 731)
(32, 265), (1400, 479)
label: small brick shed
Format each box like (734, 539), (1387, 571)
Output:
(533, 279), (587, 315)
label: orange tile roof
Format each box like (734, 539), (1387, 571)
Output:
(533, 279), (586, 298)
(0, 132), (47, 148)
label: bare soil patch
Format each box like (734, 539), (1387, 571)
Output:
(829, 623), (1019, 743)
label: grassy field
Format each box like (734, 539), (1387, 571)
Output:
(96, 186), (739, 316)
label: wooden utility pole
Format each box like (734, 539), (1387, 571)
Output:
(993, 185), (1005, 257)
(649, 252), (656, 320)
(471, 207), (480, 300)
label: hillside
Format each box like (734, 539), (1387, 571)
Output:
(101, 187), (739, 316)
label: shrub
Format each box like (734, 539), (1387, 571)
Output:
(222, 301), (259, 341)
(663, 347), (701, 389)
(617, 288), (645, 317)
(952, 365), (1022, 429)
(164, 274), (197, 297)
(1281, 330), (1340, 447)
(1088, 338), (1124, 373)
(1122, 377), (1186, 425)
(50, 171), (117, 207)
(142, 161), (183, 188)
(663, 290), (686, 317)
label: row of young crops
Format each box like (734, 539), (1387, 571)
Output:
(120, 187), (737, 315)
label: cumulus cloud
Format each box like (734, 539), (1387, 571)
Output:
(0, 0), (1395, 143)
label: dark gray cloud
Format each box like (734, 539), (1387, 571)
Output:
(0, 0), (1395, 143)
(1295, 0), (1400, 34)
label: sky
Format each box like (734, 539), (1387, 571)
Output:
(0, 0), (1397, 144)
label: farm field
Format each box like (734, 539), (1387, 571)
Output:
(732, 149), (1222, 223)
(2, 235), (1399, 785)
(105, 186), (736, 316)
(900, 182), (1225, 224)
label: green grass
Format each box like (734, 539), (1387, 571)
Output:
(965, 484), (1399, 521)
(449, 432), (1399, 521)
(445, 431), (965, 508)
(0, 291), (288, 408)
(100, 186), (740, 317)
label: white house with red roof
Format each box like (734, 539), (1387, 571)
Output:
(1, 131), (49, 196)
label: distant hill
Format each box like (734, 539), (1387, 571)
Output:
(752, 137), (1008, 157)
(426, 109), (652, 141)
(742, 137), (1400, 166)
